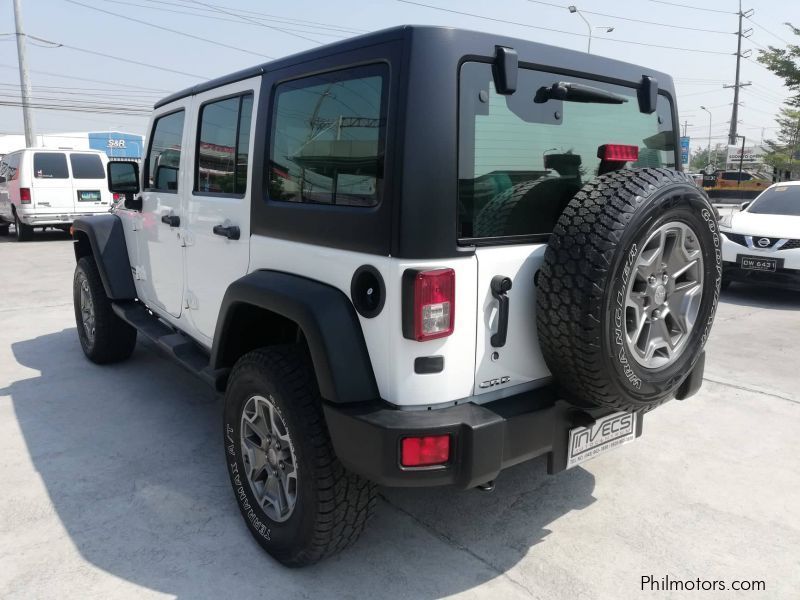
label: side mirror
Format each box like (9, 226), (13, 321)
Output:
(739, 201), (751, 211)
(107, 161), (140, 195)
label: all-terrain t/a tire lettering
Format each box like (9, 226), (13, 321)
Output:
(536, 168), (721, 412)
(223, 346), (377, 567)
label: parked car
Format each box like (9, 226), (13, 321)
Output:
(0, 148), (117, 241)
(702, 169), (771, 199)
(69, 26), (720, 566)
(720, 181), (800, 289)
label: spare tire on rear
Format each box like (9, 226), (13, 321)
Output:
(536, 168), (721, 412)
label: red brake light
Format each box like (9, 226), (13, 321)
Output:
(406, 268), (455, 341)
(401, 435), (451, 467)
(597, 144), (639, 162)
(113, 193), (123, 201)
(20, 188), (31, 204)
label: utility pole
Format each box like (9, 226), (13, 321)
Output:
(682, 120), (693, 137)
(13, 0), (36, 148)
(725, 1), (754, 146)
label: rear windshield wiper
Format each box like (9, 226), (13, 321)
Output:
(534, 81), (628, 105)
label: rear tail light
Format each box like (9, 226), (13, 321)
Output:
(402, 268), (455, 341)
(20, 188), (31, 204)
(113, 193), (123, 201)
(597, 144), (639, 162)
(400, 435), (451, 467)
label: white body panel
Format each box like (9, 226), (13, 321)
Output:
(137, 101), (192, 319)
(0, 149), (112, 226)
(473, 244), (551, 396)
(247, 236), (480, 407)
(182, 79), (258, 344)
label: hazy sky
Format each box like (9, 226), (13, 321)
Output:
(0, 0), (796, 149)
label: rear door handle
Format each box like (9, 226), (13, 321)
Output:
(213, 224), (240, 240)
(161, 214), (180, 227)
(490, 275), (513, 348)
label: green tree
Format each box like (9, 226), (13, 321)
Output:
(761, 106), (800, 170)
(758, 23), (800, 106)
(690, 147), (714, 171)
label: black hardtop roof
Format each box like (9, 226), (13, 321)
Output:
(154, 25), (674, 109)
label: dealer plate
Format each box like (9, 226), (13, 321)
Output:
(78, 190), (101, 202)
(567, 411), (637, 469)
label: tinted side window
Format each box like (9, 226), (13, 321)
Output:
(6, 153), (20, 181)
(196, 93), (253, 194)
(69, 154), (105, 179)
(269, 64), (387, 207)
(34, 153), (69, 179)
(147, 110), (185, 192)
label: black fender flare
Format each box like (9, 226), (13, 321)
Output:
(211, 270), (380, 405)
(71, 215), (136, 300)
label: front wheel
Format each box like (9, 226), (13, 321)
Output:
(223, 346), (377, 567)
(73, 256), (137, 363)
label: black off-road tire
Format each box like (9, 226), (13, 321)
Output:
(536, 168), (721, 412)
(14, 212), (33, 242)
(474, 178), (551, 237)
(73, 256), (137, 363)
(223, 346), (377, 567)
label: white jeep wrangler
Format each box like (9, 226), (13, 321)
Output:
(71, 26), (720, 566)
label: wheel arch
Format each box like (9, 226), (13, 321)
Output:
(71, 215), (136, 300)
(211, 270), (380, 405)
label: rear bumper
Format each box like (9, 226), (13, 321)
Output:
(323, 385), (640, 489)
(18, 211), (108, 226)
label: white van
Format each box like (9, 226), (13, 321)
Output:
(0, 148), (115, 241)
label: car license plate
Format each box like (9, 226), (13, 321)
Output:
(739, 255), (777, 272)
(566, 411), (637, 469)
(78, 190), (101, 202)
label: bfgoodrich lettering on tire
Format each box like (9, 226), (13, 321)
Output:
(536, 168), (721, 412)
(223, 346), (377, 567)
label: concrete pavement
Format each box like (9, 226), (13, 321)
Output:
(1, 231), (798, 599)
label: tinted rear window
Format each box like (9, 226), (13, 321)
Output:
(70, 154), (105, 179)
(33, 153), (69, 179)
(458, 63), (676, 241)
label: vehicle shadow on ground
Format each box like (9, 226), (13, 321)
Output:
(721, 284), (800, 311)
(0, 226), (71, 244)
(3, 329), (595, 599)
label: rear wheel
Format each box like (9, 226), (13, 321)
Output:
(536, 168), (721, 412)
(14, 212), (32, 242)
(223, 346), (377, 567)
(73, 256), (137, 363)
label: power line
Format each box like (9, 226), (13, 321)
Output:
(186, 0), (323, 45)
(745, 16), (790, 45)
(0, 63), (173, 93)
(154, 0), (368, 34)
(396, 0), (732, 55)
(100, 0), (359, 37)
(0, 100), (150, 116)
(525, 0), (735, 35)
(643, 0), (735, 15)
(64, 0), (273, 59)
